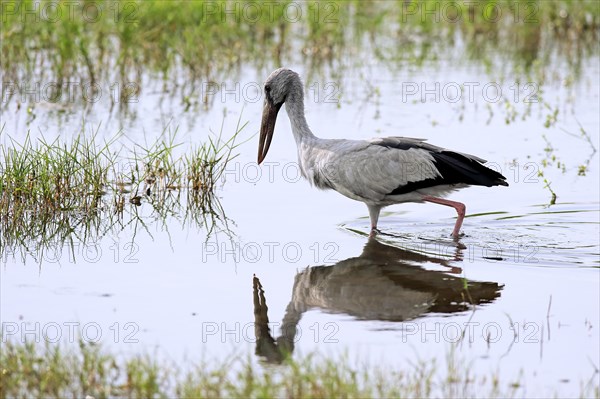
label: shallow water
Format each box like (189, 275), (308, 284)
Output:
(2, 46), (599, 396)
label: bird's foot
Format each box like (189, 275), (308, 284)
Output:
(450, 232), (467, 250)
(451, 231), (465, 240)
(369, 227), (381, 238)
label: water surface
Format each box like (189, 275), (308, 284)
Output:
(1, 5), (599, 395)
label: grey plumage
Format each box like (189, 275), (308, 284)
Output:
(257, 68), (508, 236)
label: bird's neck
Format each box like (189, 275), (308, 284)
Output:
(285, 91), (316, 146)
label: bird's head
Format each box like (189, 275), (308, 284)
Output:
(258, 68), (301, 164)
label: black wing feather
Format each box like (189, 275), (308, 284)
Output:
(373, 138), (508, 196)
(430, 151), (508, 187)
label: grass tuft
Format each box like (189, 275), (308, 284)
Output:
(0, 120), (245, 261)
(1, 338), (598, 398)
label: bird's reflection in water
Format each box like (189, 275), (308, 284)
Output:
(253, 237), (503, 364)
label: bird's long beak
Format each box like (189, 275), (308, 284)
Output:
(258, 99), (282, 164)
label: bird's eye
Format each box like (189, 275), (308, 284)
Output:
(265, 85), (271, 93)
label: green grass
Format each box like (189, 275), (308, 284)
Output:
(2, 0), (597, 133)
(3, 338), (597, 398)
(1, 0), (598, 107)
(0, 119), (245, 261)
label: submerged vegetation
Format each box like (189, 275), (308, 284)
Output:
(3, 338), (597, 399)
(0, 120), (245, 262)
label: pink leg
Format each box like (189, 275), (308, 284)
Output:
(367, 205), (381, 237)
(422, 196), (466, 238)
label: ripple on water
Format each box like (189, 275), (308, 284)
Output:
(342, 202), (599, 269)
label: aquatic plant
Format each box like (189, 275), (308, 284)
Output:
(0, 119), (245, 262)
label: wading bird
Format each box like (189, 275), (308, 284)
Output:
(258, 68), (508, 237)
